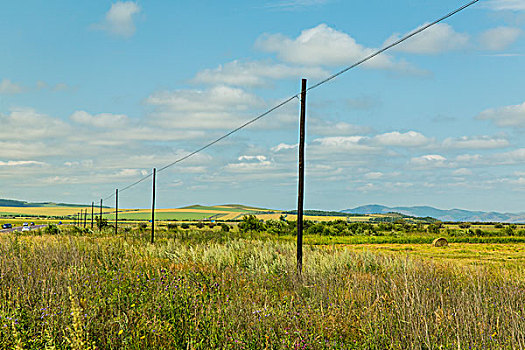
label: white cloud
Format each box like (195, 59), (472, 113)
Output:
(309, 119), (371, 136)
(0, 79), (23, 94)
(479, 27), (522, 51)
(373, 131), (431, 147)
(442, 136), (510, 149)
(93, 1), (140, 38)
(384, 23), (469, 54)
(70, 110), (129, 128)
(0, 107), (71, 140)
(311, 136), (377, 153)
(485, 0), (525, 10)
(365, 172), (383, 179)
(146, 85), (263, 129)
(224, 155), (273, 172)
(255, 24), (415, 72)
(271, 143), (298, 152)
(476, 102), (525, 127)
(0, 160), (46, 167)
(193, 60), (328, 87)
(453, 168), (473, 176)
(410, 154), (447, 168)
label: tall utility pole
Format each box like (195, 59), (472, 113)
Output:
(115, 189), (118, 236)
(297, 78), (307, 275)
(91, 202), (94, 230)
(151, 168), (156, 244)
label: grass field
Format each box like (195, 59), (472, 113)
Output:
(1, 225), (525, 349)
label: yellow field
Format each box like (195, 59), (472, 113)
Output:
(341, 242), (525, 269)
(0, 206), (94, 216)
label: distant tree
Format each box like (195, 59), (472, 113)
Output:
(239, 215), (265, 233)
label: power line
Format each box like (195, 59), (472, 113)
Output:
(99, 0), (479, 201)
(307, 0), (479, 92)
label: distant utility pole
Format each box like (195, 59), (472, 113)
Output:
(99, 199), (103, 231)
(151, 168), (156, 244)
(91, 202), (94, 230)
(115, 189), (118, 236)
(297, 78), (307, 275)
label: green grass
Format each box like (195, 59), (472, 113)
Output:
(279, 234), (525, 246)
(0, 226), (525, 349)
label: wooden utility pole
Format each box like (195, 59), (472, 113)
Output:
(83, 209), (87, 228)
(151, 168), (156, 244)
(91, 202), (94, 230)
(297, 78), (307, 275)
(99, 199), (103, 231)
(115, 189), (118, 236)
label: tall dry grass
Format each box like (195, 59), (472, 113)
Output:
(0, 231), (524, 349)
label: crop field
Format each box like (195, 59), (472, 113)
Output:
(0, 204), (379, 223)
(0, 220), (525, 349)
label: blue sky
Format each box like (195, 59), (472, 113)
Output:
(2, 0), (525, 212)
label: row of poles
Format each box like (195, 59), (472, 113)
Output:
(72, 79), (308, 274)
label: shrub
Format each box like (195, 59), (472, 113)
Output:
(220, 223), (230, 232)
(181, 223), (190, 229)
(238, 215), (265, 233)
(196, 222), (204, 229)
(44, 224), (60, 235)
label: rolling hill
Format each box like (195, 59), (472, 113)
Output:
(342, 205), (525, 223)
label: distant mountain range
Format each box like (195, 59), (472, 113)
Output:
(342, 205), (525, 223)
(0, 198), (89, 208)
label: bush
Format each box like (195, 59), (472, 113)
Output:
(196, 222), (204, 229)
(220, 223), (230, 232)
(181, 223), (190, 229)
(44, 224), (60, 235)
(167, 223), (178, 230)
(238, 215), (265, 233)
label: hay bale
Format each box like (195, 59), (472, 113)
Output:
(432, 237), (448, 247)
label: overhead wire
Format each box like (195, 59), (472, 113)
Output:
(98, 0), (479, 202)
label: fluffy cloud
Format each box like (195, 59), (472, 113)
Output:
(193, 60), (328, 87)
(479, 27), (521, 51)
(442, 136), (510, 149)
(485, 0), (525, 10)
(476, 102), (525, 127)
(146, 85), (263, 129)
(255, 24), (414, 71)
(373, 131), (431, 147)
(452, 168), (473, 176)
(410, 154), (447, 168)
(311, 136), (377, 153)
(0, 108), (71, 140)
(70, 111), (129, 128)
(224, 155), (274, 172)
(93, 1), (140, 38)
(0, 160), (46, 167)
(309, 120), (371, 136)
(384, 23), (469, 54)
(0, 79), (23, 94)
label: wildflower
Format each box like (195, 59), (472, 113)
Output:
(118, 329), (123, 335)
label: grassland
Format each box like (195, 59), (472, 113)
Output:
(0, 224), (525, 349)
